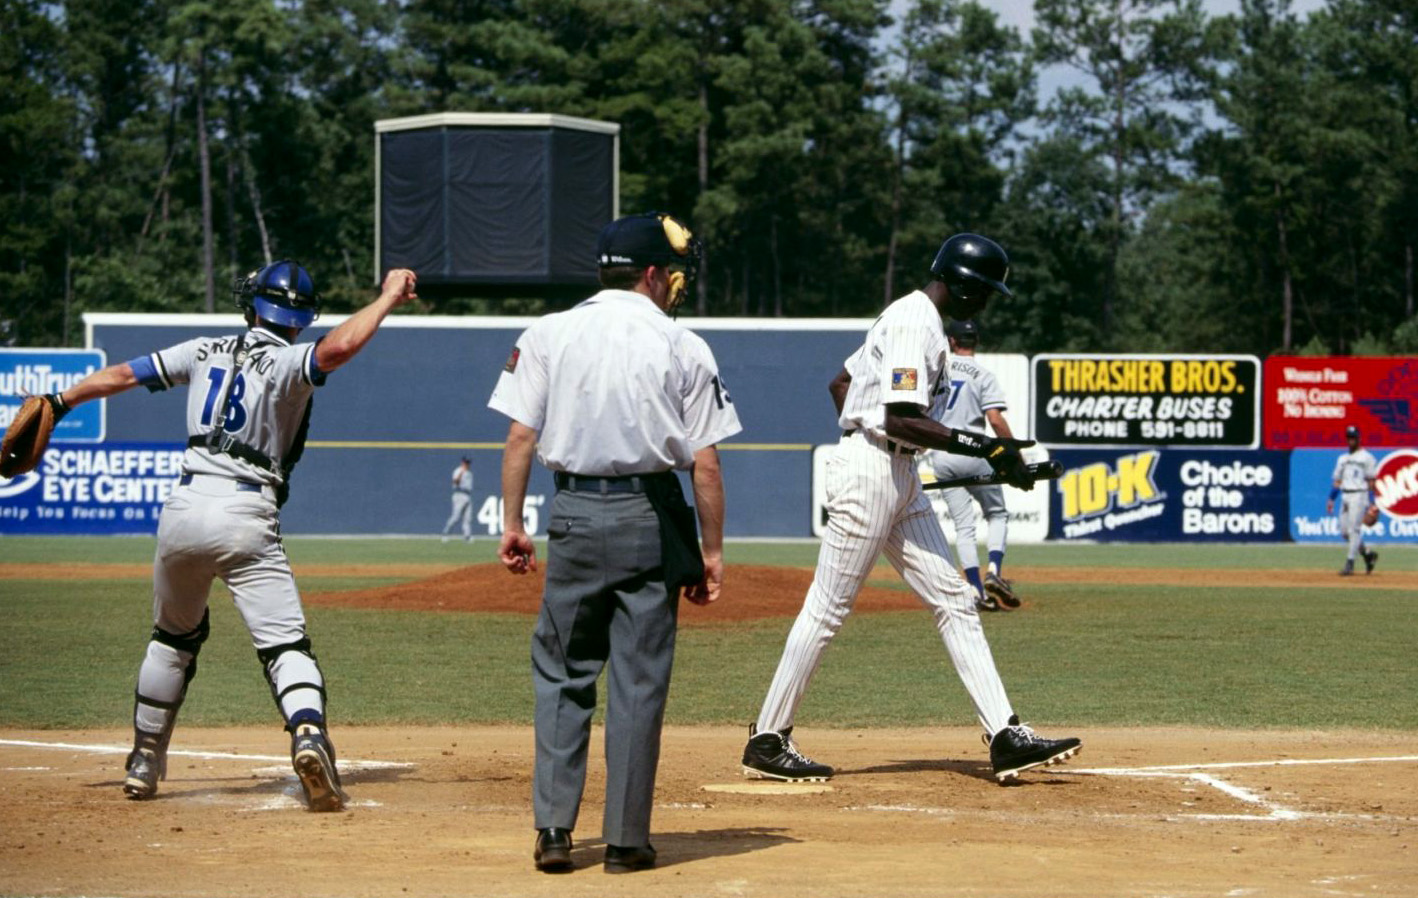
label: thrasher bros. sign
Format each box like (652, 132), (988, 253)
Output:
(1032, 354), (1260, 448)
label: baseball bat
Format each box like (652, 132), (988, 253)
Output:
(923, 459), (1064, 491)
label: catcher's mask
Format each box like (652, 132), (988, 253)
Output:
(930, 234), (1011, 314)
(234, 260), (322, 329)
(597, 212), (703, 313)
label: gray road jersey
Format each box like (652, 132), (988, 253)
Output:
(1331, 448), (1377, 492)
(936, 355), (1007, 432)
(140, 327), (325, 486)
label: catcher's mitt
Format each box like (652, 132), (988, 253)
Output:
(1363, 504), (1380, 526)
(1, 394), (70, 477)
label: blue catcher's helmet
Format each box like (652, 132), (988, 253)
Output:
(234, 260), (321, 329)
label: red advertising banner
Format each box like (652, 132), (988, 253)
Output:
(1263, 356), (1418, 448)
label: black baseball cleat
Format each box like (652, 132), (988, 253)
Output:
(1364, 550), (1379, 574)
(1339, 560), (1354, 576)
(742, 725), (834, 782)
(604, 843), (657, 873)
(984, 572), (1020, 609)
(291, 724), (347, 812)
(977, 595), (1001, 613)
(988, 715), (1081, 783)
(123, 747), (163, 800)
(534, 827), (573, 872)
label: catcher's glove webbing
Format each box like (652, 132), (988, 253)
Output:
(1, 394), (70, 477)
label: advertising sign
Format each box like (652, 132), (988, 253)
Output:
(0, 442), (183, 535)
(1263, 356), (1418, 448)
(0, 349), (106, 442)
(1048, 449), (1289, 542)
(1032, 354), (1260, 448)
(1289, 448), (1418, 543)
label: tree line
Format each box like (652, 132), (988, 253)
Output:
(3, 0), (1414, 356)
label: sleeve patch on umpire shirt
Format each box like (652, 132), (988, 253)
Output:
(504, 347), (520, 373)
(891, 368), (918, 391)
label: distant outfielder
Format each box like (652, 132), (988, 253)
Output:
(741, 234), (1080, 785)
(37, 262), (416, 810)
(441, 456), (474, 542)
(1328, 424), (1379, 576)
(926, 318), (1020, 612)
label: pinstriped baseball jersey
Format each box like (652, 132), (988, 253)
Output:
(839, 291), (951, 446)
(129, 326), (325, 486)
(755, 290), (1016, 739)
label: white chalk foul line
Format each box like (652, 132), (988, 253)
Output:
(1062, 754), (1418, 822)
(0, 738), (414, 771)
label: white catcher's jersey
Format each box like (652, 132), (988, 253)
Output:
(488, 289), (742, 475)
(130, 326), (326, 486)
(1332, 449), (1377, 492)
(838, 290), (951, 446)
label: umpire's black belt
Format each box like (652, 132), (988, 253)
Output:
(554, 471), (672, 494)
(843, 428), (918, 456)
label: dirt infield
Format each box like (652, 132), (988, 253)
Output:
(3, 560), (1414, 896)
(1, 724), (1414, 897)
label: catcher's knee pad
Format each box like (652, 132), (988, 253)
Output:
(257, 637), (327, 730)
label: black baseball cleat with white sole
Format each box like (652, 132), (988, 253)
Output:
(988, 715), (1081, 783)
(123, 747), (163, 800)
(291, 724), (347, 812)
(742, 725), (834, 782)
(984, 573), (1020, 609)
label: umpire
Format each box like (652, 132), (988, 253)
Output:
(488, 212), (742, 873)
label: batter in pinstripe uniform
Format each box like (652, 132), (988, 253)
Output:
(741, 235), (1081, 784)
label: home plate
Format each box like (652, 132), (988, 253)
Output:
(703, 782), (834, 795)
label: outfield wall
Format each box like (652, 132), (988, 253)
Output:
(0, 316), (1414, 544)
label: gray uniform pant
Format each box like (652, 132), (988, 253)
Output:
(1338, 491), (1369, 560)
(531, 487), (677, 848)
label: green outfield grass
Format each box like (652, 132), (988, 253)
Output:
(1, 537), (1414, 731)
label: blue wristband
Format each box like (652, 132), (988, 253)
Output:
(1328, 488), (1340, 502)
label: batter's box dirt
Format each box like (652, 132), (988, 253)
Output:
(2, 726), (1415, 898)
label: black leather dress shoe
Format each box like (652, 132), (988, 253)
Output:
(534, 827), (573, 872)
(604, 843), (656, 873)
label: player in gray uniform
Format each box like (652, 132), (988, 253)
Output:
(1327, 424), (1379, 576)
(927, 319), (1018, 611)
(742, 234), (1080, 785)
(441, 457), (474, 542)
(53, 262), (417, 809)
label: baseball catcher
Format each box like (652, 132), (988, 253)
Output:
(43, 261), (417, 811)
(0, 393), (71, 477)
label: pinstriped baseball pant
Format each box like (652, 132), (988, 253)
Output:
(755, 431), (1015, 736)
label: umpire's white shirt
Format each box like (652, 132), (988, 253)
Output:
(838, 290), (950, 448)
(488, 289), (742, 475)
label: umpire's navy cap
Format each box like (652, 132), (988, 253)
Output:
(597, 213), (697, 268)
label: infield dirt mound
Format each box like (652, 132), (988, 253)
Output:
(300, 562), (1418, 623)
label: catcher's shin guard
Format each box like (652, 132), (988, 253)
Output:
(256, 636), (328, 731)
(126, 612), (210, 799)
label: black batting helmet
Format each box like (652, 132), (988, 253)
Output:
(930, 234), (1012, 299)
(946, 318), (980, 346)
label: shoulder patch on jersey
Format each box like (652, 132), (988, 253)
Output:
(891, 368), (918, 391)
(504, 347), (520, 373)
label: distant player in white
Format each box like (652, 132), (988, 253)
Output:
(740, 234), (1081, 785)
(51, 262), (417, 810)
(1327, 424), (1379, 576)
(927, 318), (1018, 611)
(442, 456), (474, 542)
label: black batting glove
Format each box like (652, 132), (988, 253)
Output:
(945, 429), (1036, 491)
